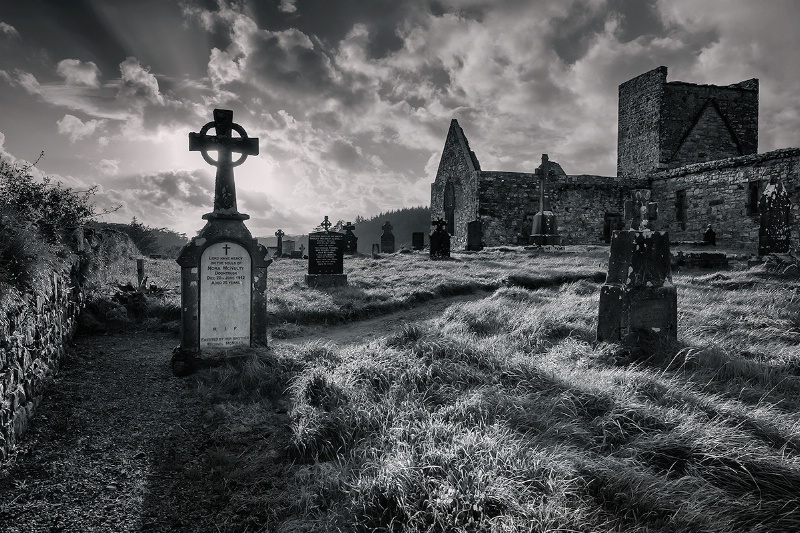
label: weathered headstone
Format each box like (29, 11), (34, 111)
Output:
(412, 232), (425, 251)
(381, 221), (395, 253)
(430, 218), (451, 260)
(703, 225), (716, 246)
(758, 177), (791, 256)
(282, 239), (295, 257)
(306, 216), (347, 287)
(372, 243), (380, 258)
(175, 109), (271, 371)
(275, 229), (284, 258)
(530, 154), (562, 246)
(343, 221), (358, 254)
(466, 220), (483, 251)
(597, 190), (677, 342)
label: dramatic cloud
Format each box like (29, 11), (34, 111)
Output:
(57, 59), (101, 87)
(0, 22), (19, 39)
(14, 70), (131, 120)
(278, 0), (298, 14)
(117, 57), (164, 105)
(56, 114), (105, 142)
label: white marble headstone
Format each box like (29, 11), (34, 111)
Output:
(199, 241), (251, 348)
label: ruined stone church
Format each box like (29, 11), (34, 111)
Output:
(431, 66), (800, 253)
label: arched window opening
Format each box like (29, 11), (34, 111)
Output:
(444, 181), (455, 235)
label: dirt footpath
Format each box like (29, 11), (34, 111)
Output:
(0, 331), (217, 532)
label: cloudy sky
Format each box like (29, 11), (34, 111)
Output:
(1, 0), (798, 236)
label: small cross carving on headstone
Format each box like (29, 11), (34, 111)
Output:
(623, 189), (658, 231)
(320, 216), (332, 231)
(189, 109), (259, 216)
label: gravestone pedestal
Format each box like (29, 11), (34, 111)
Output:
(177, 216), (271, 355)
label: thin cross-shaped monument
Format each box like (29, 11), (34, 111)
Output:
(189, 109), (259, 217)
(320, 216), (332, 231)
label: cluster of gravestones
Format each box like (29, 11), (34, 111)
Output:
(173, 109), (794, 372)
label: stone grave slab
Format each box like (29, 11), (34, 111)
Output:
(412, 232), (425, 251)
(200, 241), (251, 348)
(306, 221), (347, 287)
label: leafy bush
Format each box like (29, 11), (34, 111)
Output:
(0, 158), (96, 299)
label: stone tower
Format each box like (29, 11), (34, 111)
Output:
(617, 66), (758, 178)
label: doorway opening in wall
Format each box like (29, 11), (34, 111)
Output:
(603, 213), (622, 243)
(444, 181), (455, 235)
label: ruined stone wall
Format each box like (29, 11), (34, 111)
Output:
(0, 268), (84, 460)
(661, 79), (758, 168)
(618, 66), (666, 179)
(551, 176), (633, 244)
(477, 171), (538, 245)
(478, 172), (629, 245)
(650, 148), (800, 252)
(430, 120), (479, 249)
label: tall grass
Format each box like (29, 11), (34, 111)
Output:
(191, 257), (800, 531)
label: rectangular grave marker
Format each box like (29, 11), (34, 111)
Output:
(200, 241), (251, 348)
(305, 217), (347, 286)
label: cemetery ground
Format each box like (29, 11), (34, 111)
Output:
(2, 248), (800, 532)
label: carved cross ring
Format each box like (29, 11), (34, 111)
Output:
(196, 120), (252, 168)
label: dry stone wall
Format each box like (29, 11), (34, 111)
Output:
(650, 148), (800, 252)
(0, 266), (84, 460)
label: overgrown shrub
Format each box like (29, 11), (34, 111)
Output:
(0, 159), (95, 299)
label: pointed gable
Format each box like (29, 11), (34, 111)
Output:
(670, 99), (743, 165)
(436, 119), (480, 178)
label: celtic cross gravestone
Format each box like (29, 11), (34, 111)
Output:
(174, 109), (271, 373)
(597, 189), (676, 342)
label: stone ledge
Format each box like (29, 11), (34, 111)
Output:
(651, 148), (800, 180)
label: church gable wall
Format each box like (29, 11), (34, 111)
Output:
(661, 80), (758, 168)
(650, 148), (800, 253)
(430, 121), (479, 249)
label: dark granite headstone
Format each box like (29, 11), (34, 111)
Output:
(430, 218), (451, 260)
(703, 225), (716, 246)
(306, 217), (347, 287)
(412, 232), (425, 250)
(381, 221), (395, 253)
(758, 177), (791, 256)
(343, 221), (358, 254)
(466, 220), (483, 251)
(597, 190), (677, 342)
(176, 109), (271, 373)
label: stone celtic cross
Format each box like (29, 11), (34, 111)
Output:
(537, 154), (552, 212)
(433, 218), (448, 232)
(189, 109), (259, 216)
(275, 229), (284, 239)
(320, 216), (332, 231)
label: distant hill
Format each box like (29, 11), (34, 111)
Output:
(256, 206), (432, 255)
(351, 207), (431, 254)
